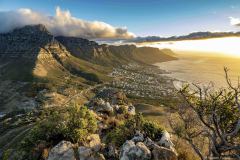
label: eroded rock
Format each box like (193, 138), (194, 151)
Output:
(120, 140), (151, 160)
(152, 145), (178, 160)
(47, 141), (75, 160)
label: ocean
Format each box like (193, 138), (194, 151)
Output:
(138, 37), (240, 89)
(155, 53), (240, 89)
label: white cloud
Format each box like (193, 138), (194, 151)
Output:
(229, 16), (240, 26)
(0, 7), (135, 39)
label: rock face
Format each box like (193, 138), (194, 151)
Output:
(88, 88), (136, 116)
(0, 24), (53, 58)
(78, 134), (106, 160)
(119, 131), (178, 160)
(120, 140), (151, 160)
(56, 36), (110, 60)
(47, 141), (75, 160)
(78, 146), (105, 160)
(158, 130), (175, 150)
(152, 145), (178, 160)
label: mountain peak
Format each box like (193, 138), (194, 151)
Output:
(12, 24), (51, 36)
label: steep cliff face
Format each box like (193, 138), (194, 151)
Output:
(0, 24), (52, 58)
(56, 36), (111, 59)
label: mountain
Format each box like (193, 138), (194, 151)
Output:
(128, 31), (240, 43)
(56, 36), (177, 66)
(0, 25), (110, 113)
(0, 24), (176, 113)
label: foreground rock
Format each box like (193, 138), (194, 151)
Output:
(152, 145), (178, 160)
(88, 89), (136, 116)
(119, 130), (178, 160)
(78, 146), (105, 160)
(47, 141), (75, 160)
(120, 140), (151, 160)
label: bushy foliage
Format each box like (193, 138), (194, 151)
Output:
(64, 104), (98, 143)
(106, 113), (163, 147)
(171, 68), (240, 159)
(142, 120), (163, 140)
(18, 104), (97, 159)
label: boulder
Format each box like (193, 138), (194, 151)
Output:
(120, 140), (151, 160)
(78, 146), (92, 160)
(47, 141), (75, 160)
(127, 105), (136, 115)
(78, 146), (105, 160)
(94, 99), (114, 114)
(152, 145), (178, 160)
(144, 137), (157, 149)
(158, 130), (174, 149)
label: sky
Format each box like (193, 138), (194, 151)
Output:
(1, 0), (240, 38)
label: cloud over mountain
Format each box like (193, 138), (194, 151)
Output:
(0, 7), (135, 39)
(229, 16), (240, 26)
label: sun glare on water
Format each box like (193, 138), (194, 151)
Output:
(140, 37), (240, 57)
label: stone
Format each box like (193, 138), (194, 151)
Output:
(94, 99), (114, 114)
(144, 137), (157, 149)
(78, 146), (106, 160)
(47, 141), (75, 160)
(120, 140), (151, 160)
(158, 130), (174, 149)
(78, 146), (93, 160)
(127, 105), (136, 115)
(152, 145), (178, 160)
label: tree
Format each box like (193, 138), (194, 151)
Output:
(170, 68), (240, 160)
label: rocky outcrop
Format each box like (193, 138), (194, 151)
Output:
(0, 24), (53, 58)
(47, 141), (75, 160)
(152, 145), (177, 160)
(120, 140), (151, 160)
(56, 36), (110, 60)
(119, 131), (178, 160)
(88, 88), (135, 116)
(78, 134), (105, 160)
(78, 146), (105, 160)
(158, 130), (175, 150)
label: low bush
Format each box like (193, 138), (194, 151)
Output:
(106, 113), (163, 147)
(18, 104), (97, 160)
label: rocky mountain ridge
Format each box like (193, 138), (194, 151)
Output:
(128, 31), (240, 43)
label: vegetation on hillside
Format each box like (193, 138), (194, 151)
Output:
(106, 113), (163, 147)
(170, 68), (240, 159)
(12, 105), (97, 160)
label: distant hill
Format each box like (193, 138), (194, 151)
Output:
(127, 31), (240, 43)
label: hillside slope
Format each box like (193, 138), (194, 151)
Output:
(0, 24), (176, 113)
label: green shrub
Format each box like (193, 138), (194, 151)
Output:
(106, 113), (164, 147)
(64, 105), (98, 143)
(18, 104), (97, 159)
(142, 120), (163, 140)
